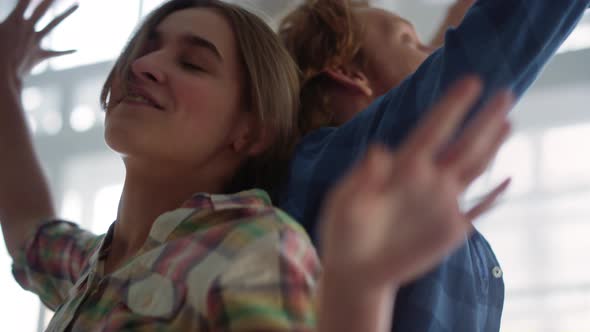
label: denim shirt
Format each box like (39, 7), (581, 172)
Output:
(279, 1), (590, 331)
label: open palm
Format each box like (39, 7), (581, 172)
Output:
(320, 77), (512, 288)
(0, 0), (77, 81)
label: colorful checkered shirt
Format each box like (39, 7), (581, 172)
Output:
(12, 189), (320, 332)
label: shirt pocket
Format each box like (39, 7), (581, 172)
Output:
(120, 270), (187, 321)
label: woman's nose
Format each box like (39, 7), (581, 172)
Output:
(130, 54), (166, 84)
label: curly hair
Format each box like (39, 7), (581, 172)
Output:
(279, 0), (370, 134)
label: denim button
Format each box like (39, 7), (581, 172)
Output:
(492, 266), (503, 278)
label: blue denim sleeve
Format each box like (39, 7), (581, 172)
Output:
(281, 0), (588, 232)
(337, 0), (589, 150)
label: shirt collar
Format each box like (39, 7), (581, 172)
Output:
(94, 189), (272, 273)
(149, 189), (273, 246)
(180, 189), (272, 211)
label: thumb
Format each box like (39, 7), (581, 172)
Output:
(40, 49), (76, 59)
(465, 177), (511, 221)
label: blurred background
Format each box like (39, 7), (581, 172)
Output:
(0, 0), (588, 331)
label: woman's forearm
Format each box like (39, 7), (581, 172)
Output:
(317, 274), (397, 332)
(0, 72), (30, 146)
(0, 74), (55, 258)
(0, 1), (80, 256)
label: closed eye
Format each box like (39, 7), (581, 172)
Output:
(400, 32), (413, 44)
(180, 61), (205, 72)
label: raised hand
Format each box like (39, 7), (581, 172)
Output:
(319, 77), (512, 290)
(444, 0), (476, 29)
(448, 0), (476, 21)
(0, 0), (77, 259)
(430, 0), (476, 48)
(0, 0), (78, 83)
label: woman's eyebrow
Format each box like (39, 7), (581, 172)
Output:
(181, 34), (224, 62)
(151, 29), (224, 62)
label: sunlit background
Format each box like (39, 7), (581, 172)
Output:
(0, 1), (588, 331)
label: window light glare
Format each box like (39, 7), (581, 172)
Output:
(22, 87), (43, 112)
(60, 190), (83, 223)
(558, 24), (590, 54)
(92, 184), (123, 233)
(26, 113), (37, 134)
(70, 105), (97, 132)
(41, 109), (63, 136)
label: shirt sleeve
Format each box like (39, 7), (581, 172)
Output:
(332, 0), (590, 150)
(205, 226), (320, 332)
(287, 1), (589, 228)
(11, 219), (103, 310)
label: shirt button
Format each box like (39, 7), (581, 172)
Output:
(492, 266), (503, 279)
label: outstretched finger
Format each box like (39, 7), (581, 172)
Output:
(40, 49), (76, 60)
(29, 0), (56, 23)
(10, 0), (32, 20)
(465, 178), (511, 221)
(405, 76), (482, 158)
(37, 4), (78, 39)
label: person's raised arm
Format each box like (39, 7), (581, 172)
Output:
(337, 0), (589, 151)
(0, 0), (77, 258)
(429, 0), (475, 49)
(317, 78), (513, 332)
(297, 1), (589, 225)
(382, 0), (588, 145)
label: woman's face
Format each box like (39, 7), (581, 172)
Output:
(356, 8), (433, 97)
(105, 8), (248, 173)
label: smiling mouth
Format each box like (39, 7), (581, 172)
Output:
(122, 95), (164, 111)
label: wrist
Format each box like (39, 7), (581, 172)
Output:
(319, 276), (397, 332)
(321, 262), (403, 292)
(0, 66), (23, 92)
(323, 267), (398, 291)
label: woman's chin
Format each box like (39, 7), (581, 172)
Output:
(104, 124), (136, 157)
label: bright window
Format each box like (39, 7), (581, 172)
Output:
(92, 184), (123, 234)
(541, 123), (590, 191)
(49, 0), (141, 69)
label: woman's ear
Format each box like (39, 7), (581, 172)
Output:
(232, 116), (274, 157)
(324, 65), (373, 97)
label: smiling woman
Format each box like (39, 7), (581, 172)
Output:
(0, 0), (516, 332)
(1, 1), (312, 331)
(101, 0), (300, 197)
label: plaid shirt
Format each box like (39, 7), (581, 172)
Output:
(12, 189), (320, 332)
(280, 1), (590, 331)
